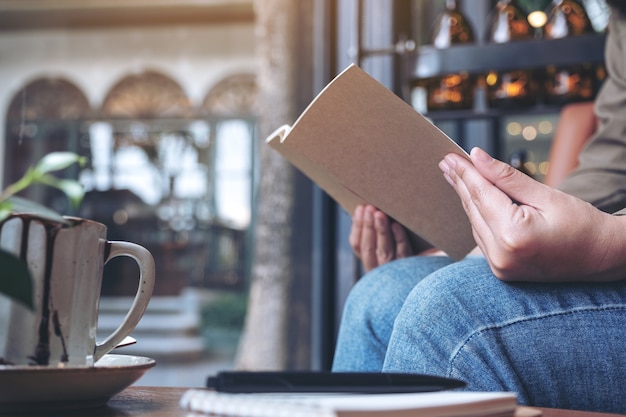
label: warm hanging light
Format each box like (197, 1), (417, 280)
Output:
(527, 10), (547, 28)
(516, 0), (552, 30)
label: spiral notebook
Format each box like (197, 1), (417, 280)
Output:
(179, 389), (532, 417)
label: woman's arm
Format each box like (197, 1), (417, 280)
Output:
(543, 101), (598, 188)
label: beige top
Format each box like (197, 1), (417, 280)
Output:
(558, 11), (626, 216)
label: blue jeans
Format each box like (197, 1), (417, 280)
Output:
(332, 256), (626, 413)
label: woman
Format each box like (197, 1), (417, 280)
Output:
(333, 2), (626, 413)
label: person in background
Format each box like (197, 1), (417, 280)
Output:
(332, 2), (626, 413)
(543, 101), (598, 188)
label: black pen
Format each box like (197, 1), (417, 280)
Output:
(206, 371), (466, 394)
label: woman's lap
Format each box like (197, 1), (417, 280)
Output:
(333, 256), (626, 413)
(332, 256), (455, 371)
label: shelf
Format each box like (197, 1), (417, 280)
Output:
(412, 33), (607, 80)
(423, 104), (572, 121)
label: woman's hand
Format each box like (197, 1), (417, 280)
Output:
(439, 147), (626, 282)
(349, 205), (415, 272)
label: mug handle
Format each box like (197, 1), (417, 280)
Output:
(94, 240), (155, 362)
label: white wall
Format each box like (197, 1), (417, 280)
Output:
(0, 22), (258, 180)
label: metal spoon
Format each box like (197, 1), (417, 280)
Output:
(114, 336), (137, 349)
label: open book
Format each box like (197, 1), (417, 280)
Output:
(180, 389), (527, 417)
(266, 64), (475, 260)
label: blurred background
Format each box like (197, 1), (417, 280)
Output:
(0, 0), (609, 386)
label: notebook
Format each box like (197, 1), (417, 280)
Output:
(179, 389), (529, 417)
(266, 64), (476, 260)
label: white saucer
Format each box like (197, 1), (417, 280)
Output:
(0, 354), (156, 413)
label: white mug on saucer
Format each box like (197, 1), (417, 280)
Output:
(0, 214), (155, 367)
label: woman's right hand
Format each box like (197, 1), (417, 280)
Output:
(440, 147), (626, 282)
(349, 205), (418, 272)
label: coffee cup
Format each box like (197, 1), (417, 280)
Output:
(0, 214), (155, 366)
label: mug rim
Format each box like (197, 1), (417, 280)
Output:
(4, 213), (106, 230)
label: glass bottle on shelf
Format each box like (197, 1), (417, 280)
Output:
(485, 70), (537, 109)
(544, 63), (597, 105)
(486, 0), (533, 43)
(581, 0), (610, 33)
(484, 0), (538, 109)
(424, 0), (475, 111)
(544, 0), (594, 39)
(424, 72), (475, 111)
(431, 0), (475, 49)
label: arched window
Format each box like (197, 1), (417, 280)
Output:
(102, 70), (192, 118)
(3, 70), (259, 294)
(4, 77), (92, 213)
(202, 73), (258, 116)
(87, 70), (258, 294)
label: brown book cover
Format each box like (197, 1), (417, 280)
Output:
(266, 64), (475, 260)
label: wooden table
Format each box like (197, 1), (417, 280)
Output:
(3, 386), (626, 417)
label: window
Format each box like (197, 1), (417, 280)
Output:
(4, 71), (258, 295)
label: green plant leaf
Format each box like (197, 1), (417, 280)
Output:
(0, 249), (33, 309)
(0, 151), (85, 309)
(8, 196), (70, 225)
(34, 152), (87, 174)
(54, 179), (85, 208)
(0, 168), (37, 200)
(33, 175), (85, 208)
(0, 201), (13, 223)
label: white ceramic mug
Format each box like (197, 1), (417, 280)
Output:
(0, 214), (155, 366)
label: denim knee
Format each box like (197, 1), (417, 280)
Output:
(333, 256), (454, 371)
(341, 256), (455, 334)
(383, 257), (626, 413)
(382, 258), (498, 375)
